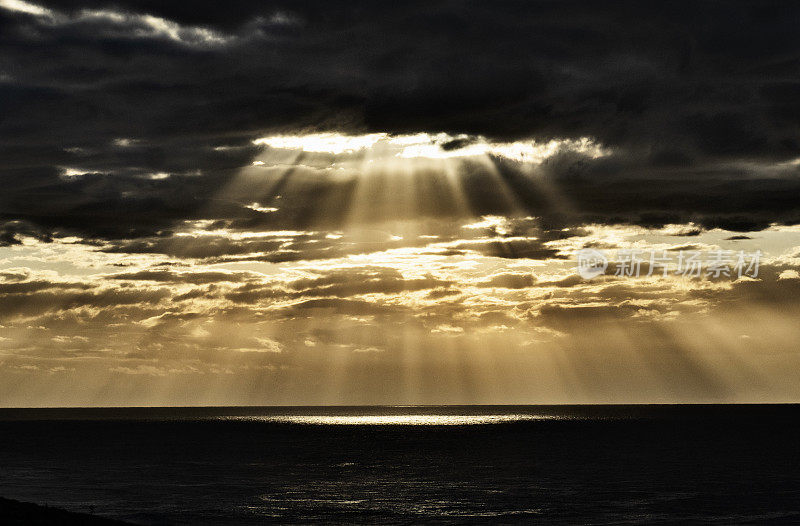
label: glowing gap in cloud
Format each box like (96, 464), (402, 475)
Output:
(253, 133), (387, 154)
(0, 0), (52, 17)
(253, 133), (607, 162)
(0, 0), (231, 47)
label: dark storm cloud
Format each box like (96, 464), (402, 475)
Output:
(492, 152), (800, 231)
(476, 273), (536, 289)
(451, 238), (564, 260)
(0, 220), (52, 246)
(223, 267), (452, 303)
(0, 279), (92, 293)
(2, 0), (800, 243)
(100, 231), (421, 262)
(0, 286), (171, 318)
(108, 269), (263, 283)
(285, 268), (452, 297)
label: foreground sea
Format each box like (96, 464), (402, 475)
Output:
(1, 405), (799, 524)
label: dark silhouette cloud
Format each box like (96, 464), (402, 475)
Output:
(476, 273), (536, 289)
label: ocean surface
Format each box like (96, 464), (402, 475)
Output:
(1, 405), (799, 524)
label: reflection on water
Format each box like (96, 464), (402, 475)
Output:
(222, 414), (558, 425)
(1, 406), (800, 524)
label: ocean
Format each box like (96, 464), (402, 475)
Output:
(0, 405), (798, 524)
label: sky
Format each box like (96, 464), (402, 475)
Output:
(2, 0), (800, 406)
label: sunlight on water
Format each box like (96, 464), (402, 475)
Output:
(222, 414), (559, 425)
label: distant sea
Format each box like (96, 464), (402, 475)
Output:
(1, 405), (799, 524)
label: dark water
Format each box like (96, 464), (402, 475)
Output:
(1, 405), (799, 524)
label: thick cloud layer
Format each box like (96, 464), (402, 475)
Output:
(2, 0), (800, 244)
(4, 1), (800, 405)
